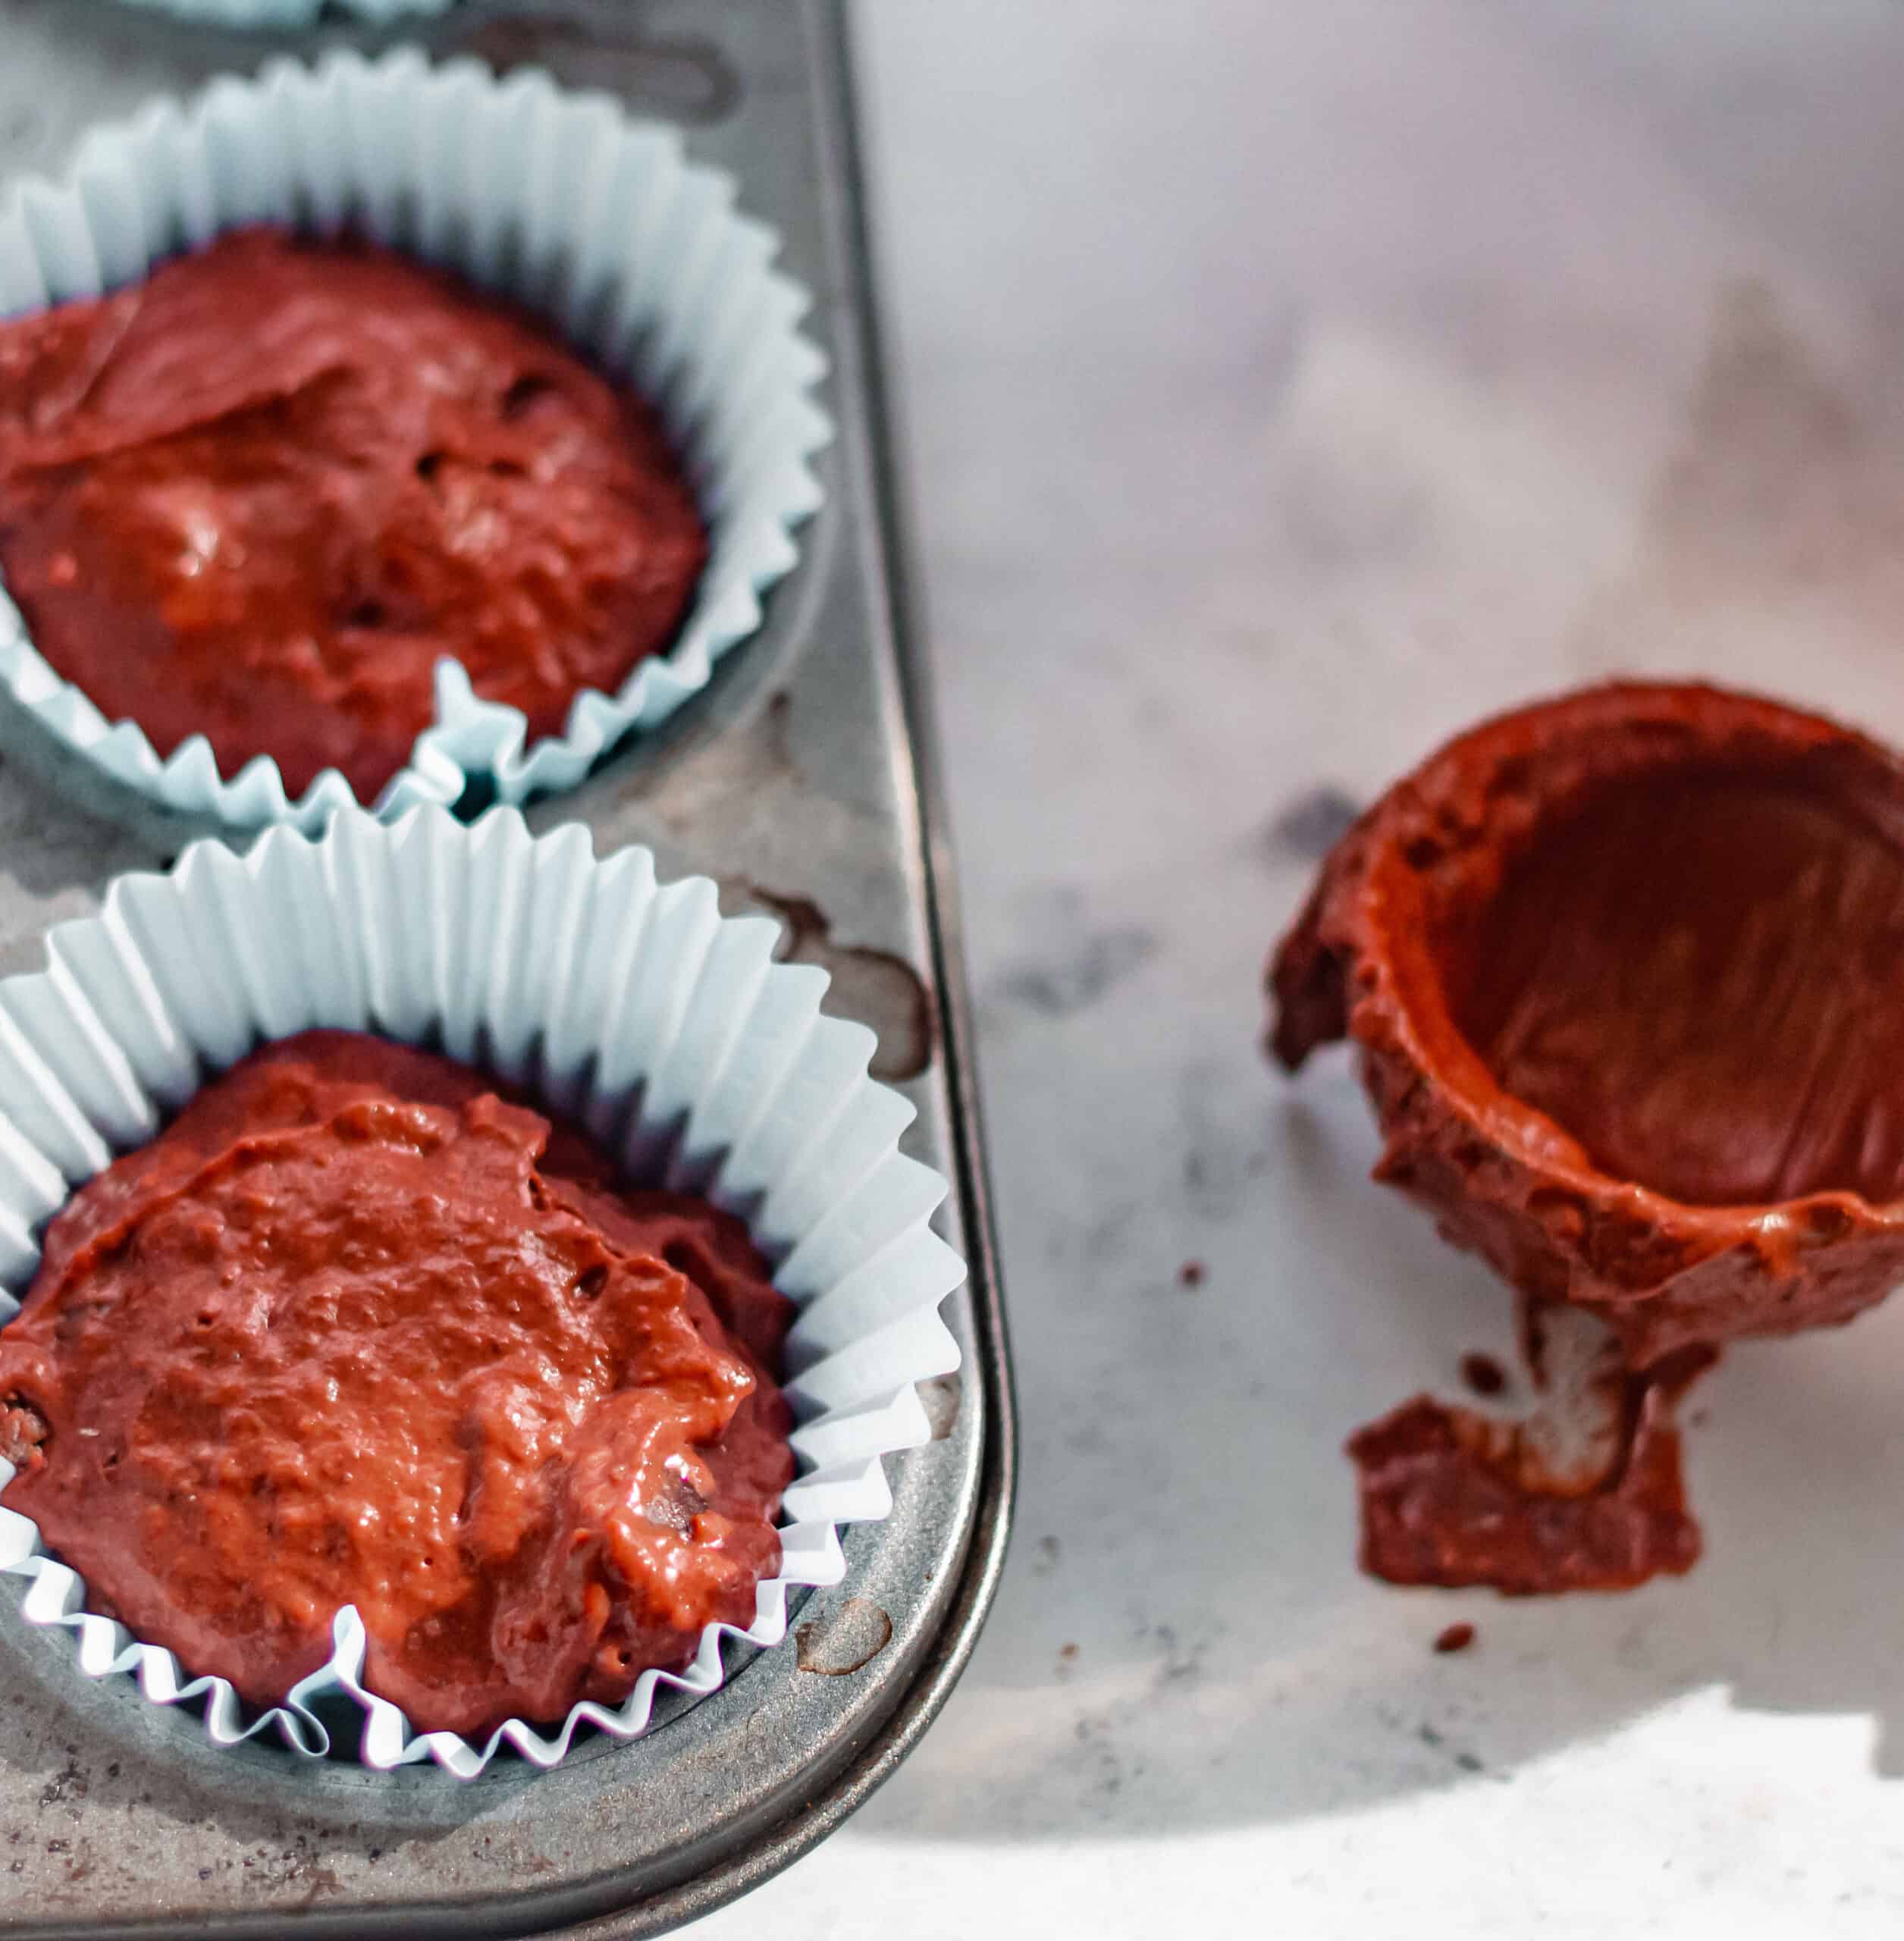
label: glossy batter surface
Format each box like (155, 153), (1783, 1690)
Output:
(0, 227), (707, 801)
(1450, 770), (1904, 1208)
(0, 1032), (792, 1737)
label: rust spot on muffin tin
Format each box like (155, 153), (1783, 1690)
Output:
(742, 885), (936, 1083)
(795, 1598), (893, 1676)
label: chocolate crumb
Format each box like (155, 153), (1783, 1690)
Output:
(0, 1394), (48, 1469)
(1458, 1353), (1506, 1397)
(1179, 1260), (1206, 1288)
(1433, 1622), (1476, 1654)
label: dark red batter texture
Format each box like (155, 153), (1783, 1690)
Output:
(1272, 682), (1904, 1591)
(0, 227), (707, 801)
(0, 1031), (792, 1738)
(1349, 1347), (1714, 1595)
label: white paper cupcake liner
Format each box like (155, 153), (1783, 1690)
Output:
(0, 50), (830, 832)
(0, 806), (961, 1776)
(111, 0), (452, 24)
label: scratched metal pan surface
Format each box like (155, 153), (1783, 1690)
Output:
(0, 2), (1015, 1934)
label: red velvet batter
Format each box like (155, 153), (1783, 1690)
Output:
(0, 227), (707, 801)
(0, 1031), (792, 1738)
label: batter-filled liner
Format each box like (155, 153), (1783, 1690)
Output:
(0, 807), (962, 1774)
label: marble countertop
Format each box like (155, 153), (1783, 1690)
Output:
(692, 3), (1904, 1934)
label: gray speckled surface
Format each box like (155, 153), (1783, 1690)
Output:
(687, 2), (1904, 1935)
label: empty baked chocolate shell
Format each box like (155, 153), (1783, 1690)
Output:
(1271, 681), (1904, 1365)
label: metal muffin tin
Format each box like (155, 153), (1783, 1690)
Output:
(0, 1), (1015, 1932)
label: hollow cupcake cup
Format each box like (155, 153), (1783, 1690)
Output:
(1272, 681), (1904, 1366)
(0, 50), (830, 832)
(0, 806), (961, 1776)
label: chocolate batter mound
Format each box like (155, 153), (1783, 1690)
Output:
(0, 227), (707, 801)
(0, 1031), (792, 1738)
